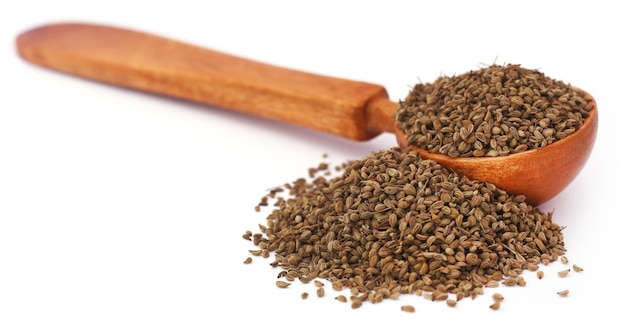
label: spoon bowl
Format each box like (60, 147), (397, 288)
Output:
(396, 95), (598, 205)
(16, 22), (598, 205)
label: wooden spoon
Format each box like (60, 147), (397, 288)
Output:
(15, 22), (598, 205)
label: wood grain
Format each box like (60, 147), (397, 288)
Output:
(16, 22), (399, 141)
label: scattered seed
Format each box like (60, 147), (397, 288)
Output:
(561, 256), (569, 264)
(317, 287), (325, 297)
(246, 145), (570, 308)
(433, 292), (449, 301)
(276, 280), (291, 288)
(502, 277), (517, 286)
(301, 292), (309, 299)
(537, 270), (544, 279)
(492, 293), (504, 302)
(573, 264), (584, 272)
(401, 305), (416, 313)
(489, 301), (501, 310)
(485, 280), (499, 288)
(446, 299), (457, 307)
(558, 269), (571, 278)
(557, 289), (569, 297)
(335, 295), (347, 303)
(243, 257), (252, 264)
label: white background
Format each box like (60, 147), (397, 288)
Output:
(1, 1), (623, 329)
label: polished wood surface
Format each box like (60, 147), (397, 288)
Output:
(16, 23), (399, 141)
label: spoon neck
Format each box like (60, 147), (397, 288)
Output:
(365, 94), (399, 137)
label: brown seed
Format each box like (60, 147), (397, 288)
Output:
(485, 280), (499, 288)
(276, 280), (291, 288)
(243, 257), (252, 264)
(560, 256), (569, 264)
(396, 64), (590, 157)
(446, 299), (457, 307)
(433, 292), (449, 301)
(245, 147), (569, 309)
(351, 301), (362, 309)
(537, 270), (544, 279)
(502, 277), (517, 286)
(401, 305), (416, 313)
(242, 230), (252, 240)
(301, 292), (309, 299)
(489, 301), (501, 310)
(492, 293), (504, 302)
(317, 287), (325, 297)
(335, 295), (347, 303)
(573, 264), (584, 272)
(557, 289), (569, 297)
(557, 269), (570, 277)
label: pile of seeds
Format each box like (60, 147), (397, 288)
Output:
(244, 147), (567, 306)
(395, 64), (593, 157)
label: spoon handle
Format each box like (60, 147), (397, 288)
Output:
(16, 23), (398, 141)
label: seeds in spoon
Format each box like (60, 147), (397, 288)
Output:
(395, 64), (592, 157)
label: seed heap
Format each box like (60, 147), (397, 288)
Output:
(244, 147), (566, 306)
(395, 64), (593, 157)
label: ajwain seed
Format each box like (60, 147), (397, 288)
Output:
(557, 289), (570, 297)
(276, 280), (291, 288)
(317, 287), (325, 297)
(492, 293), (504, 302)
(537, 270), (544, 279)
(335, 295), (347, 303)
(243, 257), (252, 264)
(245, 147), (569, 309)
(502, 277), (517, 286)
(301, 292), (309, 300)
(401, 305), (416, 313)
(396, 64), (591, 157)
(558, 269), (571, 277)
(573, 264), (584, 272)
(485, 280), (499, 288)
